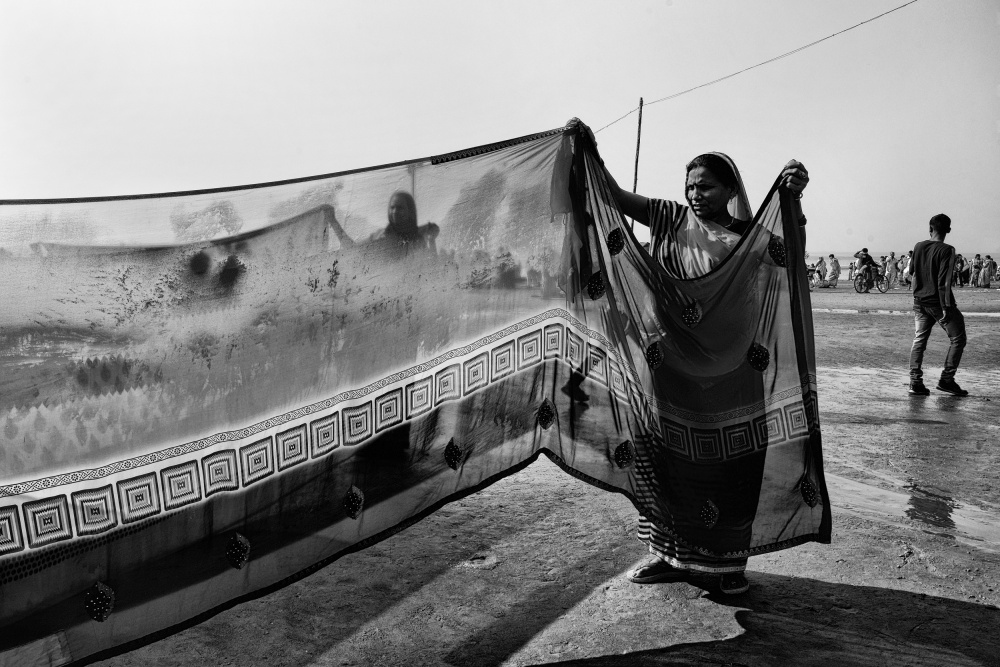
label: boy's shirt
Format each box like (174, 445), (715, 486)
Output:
(910, 239), (956, 310)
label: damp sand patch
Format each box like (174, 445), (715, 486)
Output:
(827, 473), (1000, 553)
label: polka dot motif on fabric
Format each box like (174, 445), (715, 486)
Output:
(681, 301), (702, 328)
(768, 237), (787, 267)
(747, 342), (770, 372)
(226, 532), (251, 570)
(587, 271), (606, 300)
(800, 477), (819, 508)
(645, 342), (663, 370)
(85, 581), (115, 622)
(536, 399), (556, 430)
(344, 486), (365, 520)
(607, 228), (625, 256)
(444, 438), (463, 470)
(613, 440), (634, 469)
(0, 516), (165, 586)
(700, 499), (720, 529)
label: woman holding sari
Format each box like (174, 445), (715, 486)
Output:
(568, 119), (810, 594)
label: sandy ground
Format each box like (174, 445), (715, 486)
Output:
(807, 279), (1000, 311)
(92, 287), (1000, 667)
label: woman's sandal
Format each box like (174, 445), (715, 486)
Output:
(627, 557), (687, 584)
(719, 572), (750, 595)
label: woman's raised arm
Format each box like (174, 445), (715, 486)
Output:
(566, 118), (650, 226)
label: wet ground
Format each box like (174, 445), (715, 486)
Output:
(93, 288), (1000, 667)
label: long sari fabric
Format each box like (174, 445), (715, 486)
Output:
(0, 127), (830, 666)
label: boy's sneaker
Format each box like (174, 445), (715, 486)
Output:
(719, 572), (750, 595)
(935, 379), (968, 396)
(908, 381), (930, 396)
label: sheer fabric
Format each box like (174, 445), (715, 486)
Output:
(0, 127), (829, 665)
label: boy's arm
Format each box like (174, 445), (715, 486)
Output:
(938, 248), (956, 318)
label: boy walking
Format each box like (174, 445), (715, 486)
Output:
(907, 214), (968, 396)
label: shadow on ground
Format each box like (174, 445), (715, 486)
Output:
(551, 572), (1000, 667)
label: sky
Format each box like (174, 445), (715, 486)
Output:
(1, 0), (998, 256)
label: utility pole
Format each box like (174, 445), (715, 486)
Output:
(632, 97), (643, 194)
(631, 97), (643, 231)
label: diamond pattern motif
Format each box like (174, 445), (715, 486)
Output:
(72, 485), (119, 534)
(239, 437), (275, 486)
(117, 474), (160, 524)
(202, 450), (239, 496)
(160, 462), (202, 510)
(310, 412), (341, 458)
(0, 505), (25, 555)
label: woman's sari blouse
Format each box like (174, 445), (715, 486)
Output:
(647, 198), (748, 279)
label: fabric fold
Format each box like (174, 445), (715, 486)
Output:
(0, 126), (829, 666)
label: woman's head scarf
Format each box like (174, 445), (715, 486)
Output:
(661, 152), (754, 280)
(704, 152), (752, 223)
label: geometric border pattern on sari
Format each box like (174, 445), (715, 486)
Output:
(629, 426), (824, 563)
(656, 396), (810, 463)
(644, 374), (817, 423)
(0, 308), (643, 559)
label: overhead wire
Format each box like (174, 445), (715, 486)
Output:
(594, 0), (920, 133)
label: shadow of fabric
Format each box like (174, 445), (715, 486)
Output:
(548, 572), (1000, 667)
(84, 450), (641, 667)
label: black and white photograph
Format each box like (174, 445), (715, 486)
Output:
(1, 2), (998, 665)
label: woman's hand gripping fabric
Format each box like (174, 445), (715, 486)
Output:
(780, 160), (809, 197)
(565, 118), (598, 148)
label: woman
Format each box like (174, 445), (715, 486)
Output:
(813, 256), (827, 287)
(954, 255), (967, 287)
(886, 252), (898, 289)
(368, 191), (440, 259)
(899, 251), (913, 290)
(568, 119), (809, 594)
(821, 254), (840, 288)
(971, 254), (983, 288)
(982, 255), (996, 288)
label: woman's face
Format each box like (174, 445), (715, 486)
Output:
(388, 194), (416, 231)
(685, 166), (734, 220)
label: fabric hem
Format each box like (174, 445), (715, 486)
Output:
(1, 129), (569, 205)
(643, 545), (747, 575)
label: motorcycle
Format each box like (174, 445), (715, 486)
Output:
(853, 266), (888, 293)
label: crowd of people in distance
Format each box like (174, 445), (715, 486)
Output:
(809, 253), (841, 288)
(807, 248), (999, 291)
(950, 253), (997, 288)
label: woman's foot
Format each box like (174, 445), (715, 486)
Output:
(719, 572), (750, 595)
(627, 557), (687, 584)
